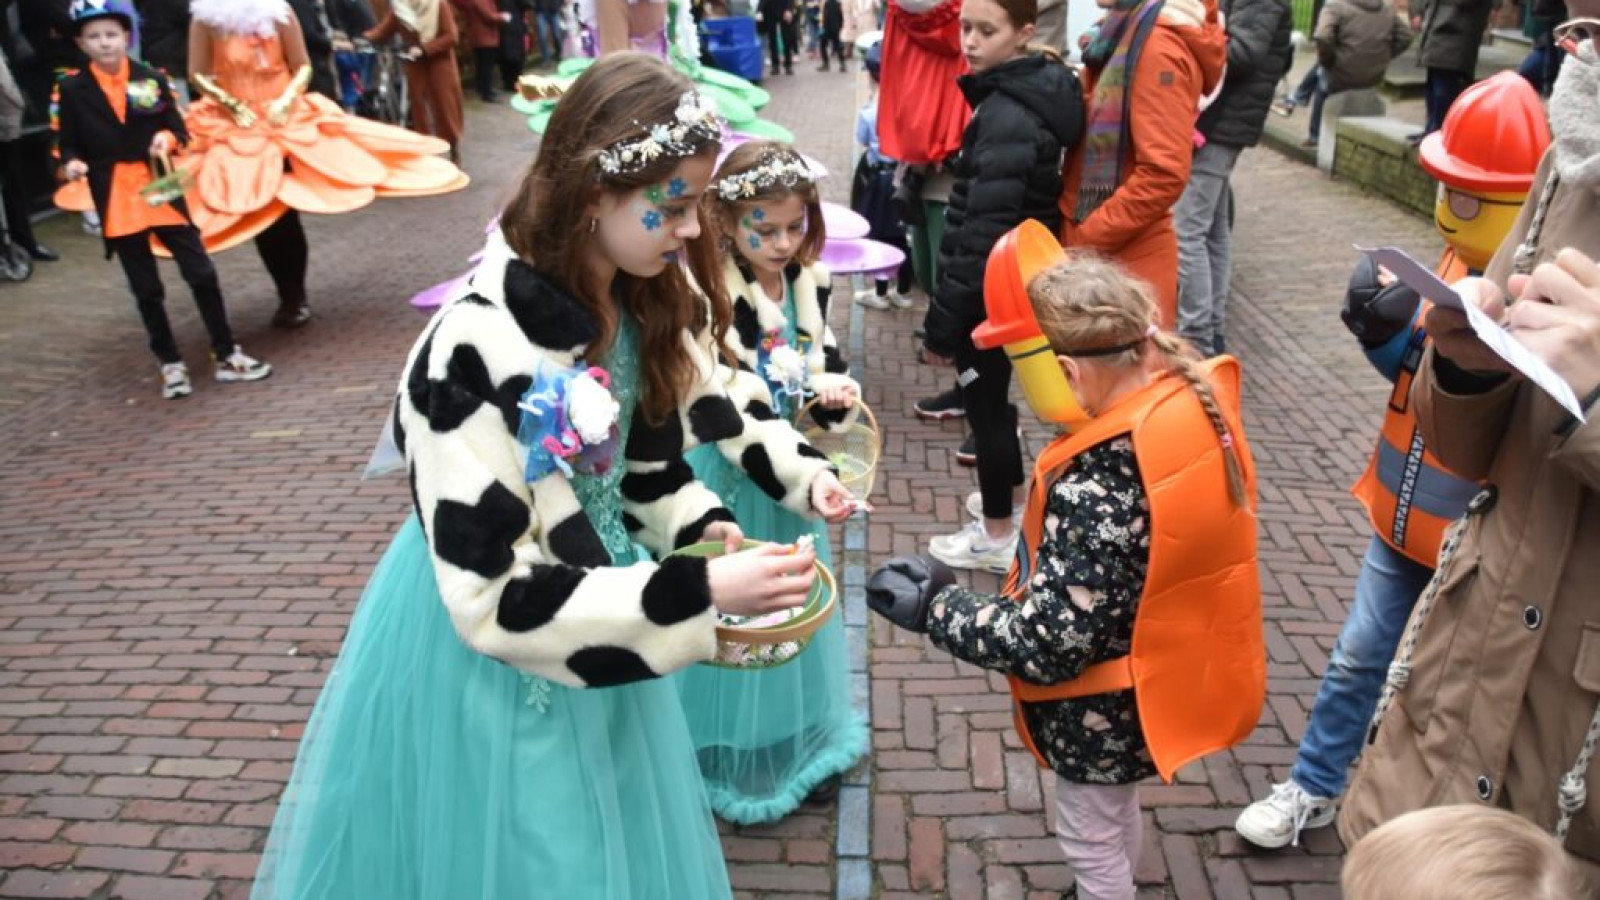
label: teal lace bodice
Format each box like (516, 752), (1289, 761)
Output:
(571, 311), (642, 564)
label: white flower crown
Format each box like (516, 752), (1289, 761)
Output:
(596, 92), (725, 176)
(714, 153), (816, 200)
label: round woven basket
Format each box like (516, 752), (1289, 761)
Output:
(794, 397), (881, 503)
(671, 540), (837, 670)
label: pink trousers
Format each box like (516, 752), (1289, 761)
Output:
(1054, 780), (1143, 900)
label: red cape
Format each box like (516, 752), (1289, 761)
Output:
(878, 0), (971, 166)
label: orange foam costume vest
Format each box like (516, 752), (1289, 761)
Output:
(1349, 249), (1480, 568)
(1004, 358), (1266, 782)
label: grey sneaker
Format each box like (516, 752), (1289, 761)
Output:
(1235, 780), (1337, 849)
(929, 520), (1017, 574)
(215, 349), (273, 383)
(160, 362), (193, 399)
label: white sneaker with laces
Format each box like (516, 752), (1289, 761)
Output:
(889, 290), (916, 310)
(215, 349), (273, 383)
(1234, 781), (1337, 849)
(856, 291), (891, 310)
(160, 362), (193, 399)
(928, 520), (1018, 574)
(966, 491), (1023, 522)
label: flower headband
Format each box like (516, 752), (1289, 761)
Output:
(713, 152), (816, 200)
(596, 92), (725, 176)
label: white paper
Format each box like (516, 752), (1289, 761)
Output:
(1358, 246), (1585, 421)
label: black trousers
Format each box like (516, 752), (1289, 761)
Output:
(955, 346), (1025, 520)
(474, 47), (499, 98)
(253, 210), (309, 309)
(818, 25), (843, 65)
(0, 141), (39, 254)
(111, 225), (236, 364)
(766, 21), (796, 71)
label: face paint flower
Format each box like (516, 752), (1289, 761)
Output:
(641, 210), (663, 231)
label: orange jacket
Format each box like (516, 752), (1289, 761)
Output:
(1006, 357), (1265, 782)
(1059, 0), (1226, 328)
(1350, 249), (1480, 568)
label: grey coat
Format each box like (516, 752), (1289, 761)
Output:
(1415, 0), (1494, 74)
(1315, 0), (1413, 92)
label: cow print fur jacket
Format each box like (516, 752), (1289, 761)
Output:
(716, 256), (862, 432)
(394, 231), (836, 689)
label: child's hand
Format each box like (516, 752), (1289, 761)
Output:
(63, 160), (89, 181)
(865, 555), (955, 633)
(149, 132), (173, 156)
(817, 382), (856, 409)
(810, 469), (857, 523)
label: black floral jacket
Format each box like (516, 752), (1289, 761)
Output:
(927, 438), (1156, 785)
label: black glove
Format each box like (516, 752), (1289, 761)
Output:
(1342, 255), (1422, 349)
(866, 555), (955, 633)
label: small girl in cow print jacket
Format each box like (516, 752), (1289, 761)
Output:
(670, 141), (868, 825)
(252, 55), (855, 900)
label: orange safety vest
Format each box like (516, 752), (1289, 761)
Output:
(1350, 250), (1481, 569)
(1006, 357), (1266, 783)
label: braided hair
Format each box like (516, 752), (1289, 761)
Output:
(1027, 253), (1247, 507)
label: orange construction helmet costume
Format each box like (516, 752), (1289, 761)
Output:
(1350, 72), (1549, 568)
(974, 221), (1266, 782)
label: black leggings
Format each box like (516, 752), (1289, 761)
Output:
(956, 346), (1025, 520)
(766, 21), (796, 70)
(254, 210), (309, 309)
(819, 26), (843, 64)
(112, 225), (235, 364)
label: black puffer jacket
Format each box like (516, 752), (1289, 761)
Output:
(923, 55), (1083, 359)
(1195, 0), (1293, 148)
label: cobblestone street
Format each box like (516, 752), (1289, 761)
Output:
(0, 55), (1441, 900)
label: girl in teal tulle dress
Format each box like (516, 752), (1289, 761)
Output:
(249, 56), (859, 900)
(675, 141), (869, 825)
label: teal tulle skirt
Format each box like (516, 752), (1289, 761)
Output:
(674, 446), (868, 825)
(251, 516), (733, 900)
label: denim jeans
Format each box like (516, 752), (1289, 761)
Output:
(535, 11), (564, 60)
(1174, 141), (1241, 355)
(1423, 67), (1471, 134)
(1290, 535), (1435, 798)
(1291, 65), (1339, 142)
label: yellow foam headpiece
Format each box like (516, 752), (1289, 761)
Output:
(972, 221), (1089, 429)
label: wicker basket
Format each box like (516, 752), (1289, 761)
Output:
(139, 149), (192, 208)
(672, 540), (837, 670)
(794, 397), (881, 503)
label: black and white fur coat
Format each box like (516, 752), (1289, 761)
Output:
(395, 231), (835, 689)
(718, 256), (861, 431)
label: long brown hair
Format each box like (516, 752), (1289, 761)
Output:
(702, 141), (827, 268)
(1028, 253), (1247, 507)
(500, 53), (733, 424)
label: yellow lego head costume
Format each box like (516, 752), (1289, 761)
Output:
(1417, 72), (1551, 271)
(972, 220), (1090, 429)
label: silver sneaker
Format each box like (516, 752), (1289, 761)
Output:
(215, 349), (273, 383)
(928, 520), (1017, 574)
(160, 362), (193, 399)
(1235, 780), (1337, 849)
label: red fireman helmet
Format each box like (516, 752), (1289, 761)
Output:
(1418, 71), (1551, 194)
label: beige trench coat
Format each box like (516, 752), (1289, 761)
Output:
(1339, 150), (1600, 884)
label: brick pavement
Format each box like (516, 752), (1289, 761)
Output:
(0, 54), (1440, 900)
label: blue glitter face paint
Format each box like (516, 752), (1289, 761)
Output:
(642, 210), (663, 231)
(667, 177), (688, 199)
(751, 208), (766, 222)
(747, 235), (762, 250)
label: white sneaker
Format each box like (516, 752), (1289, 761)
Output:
(966, 491), (1024, 522)
(856, 291), (891, 310)
(889, 290), (916, 310)
(928, 520), (1017, 574)
(215, 349), (273, 383)
(160, 362), (193, 399)
(1234, 781), (1337, 849)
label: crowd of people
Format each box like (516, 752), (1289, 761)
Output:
(4, 0), (1600, 896)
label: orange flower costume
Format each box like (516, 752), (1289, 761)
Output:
(57, 0), (469, 254)
(180, 0), (468, 252)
